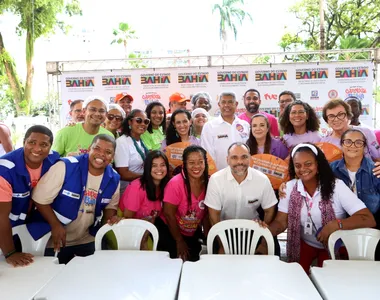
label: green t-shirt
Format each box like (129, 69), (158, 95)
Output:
(141, 128), (165, 151)
(52, 123), (114, 157)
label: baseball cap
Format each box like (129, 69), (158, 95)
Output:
(83, 96), (108, 111)
(115, 92), (134, 103)
(169, 92), (190, 103)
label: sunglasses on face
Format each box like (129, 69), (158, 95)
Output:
(132, 117), (150, 125)
(107, 114), (123, 122)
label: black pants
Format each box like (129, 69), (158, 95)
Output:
(155, 217), (201, 261)
(45, 242), (95, 264)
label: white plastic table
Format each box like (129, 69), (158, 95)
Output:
(34, 250), (182, 300)
(0, 256), (64, 300)
(311, 261), (380, 300)
(179, 255), (322, 300)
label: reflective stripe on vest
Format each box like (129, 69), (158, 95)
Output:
(0, 159), (15, 169)
(53, 210), (72, 225)
(12, 191), (31, 198)
(9, 212), (27, 221)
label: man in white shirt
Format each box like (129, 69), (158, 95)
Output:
(205, 142), (279, 254)
(201, 91), (250, 170)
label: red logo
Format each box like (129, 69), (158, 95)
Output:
(264, 93), (278, 100)
(328, 90), (338, 99)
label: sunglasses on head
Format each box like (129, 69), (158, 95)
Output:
(132, 117), (150, 125)
(107, 114), (123, 122)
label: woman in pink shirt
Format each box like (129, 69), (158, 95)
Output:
(155, 145), (210, 261)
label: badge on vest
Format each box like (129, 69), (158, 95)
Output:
(62, 189), (80, 199)
(101, 198), (111, 204)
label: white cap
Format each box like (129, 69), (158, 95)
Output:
(191, 108), (210, 119)
(108, 103), (126, 118)
(83, 95), (109, 111)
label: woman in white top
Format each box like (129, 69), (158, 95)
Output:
(114, 109), (150, 195)
(263, 143), (375, 273)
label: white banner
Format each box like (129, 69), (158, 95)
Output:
(60, 61), (374, 133)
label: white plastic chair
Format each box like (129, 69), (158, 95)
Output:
(94, 219), (159, 251)
(207, 219), (275, 255)
(5, 225), (51, 256)
(328, 228), (380, 260)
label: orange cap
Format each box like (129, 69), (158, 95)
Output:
(169, 92), (190, 103)
(115, 92), (133, 102)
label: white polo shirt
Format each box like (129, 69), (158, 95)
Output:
(279, 179), (366, 249)
(204, 167), (278, 221)
(201, 116), (250, 170)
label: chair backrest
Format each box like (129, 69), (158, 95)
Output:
(328, 228), (380, 260)
(12, 225), (51, 255)
(207, 219), (275, 255)
(94, 219), (159, 251)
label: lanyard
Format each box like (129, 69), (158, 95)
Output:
(131, 137), (148, 161)
(303, 194), (318, 232)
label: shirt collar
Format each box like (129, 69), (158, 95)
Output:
(296, 179), (320, 198)
(226, 166), (253, 182)
(215, 115), (237, 125)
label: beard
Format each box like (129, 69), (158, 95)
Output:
(246, 104), (259, 114)
(231, 164), (248, 176)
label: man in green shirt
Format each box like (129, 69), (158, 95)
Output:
(53, 96), (113, 157)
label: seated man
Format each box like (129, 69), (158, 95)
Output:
(53, 96), (113, 157)
(205, 142), (279, 254)
(31, 134), (121, 264)
(0, 125), (60, 267)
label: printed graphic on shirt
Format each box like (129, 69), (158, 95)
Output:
(178, 209), (201, 233)
(236, 124), (248, 138)
(83, 188), (97, 213)
(142, 209), (160, 222)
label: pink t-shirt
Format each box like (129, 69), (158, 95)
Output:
(120, 179), (162, 221)
(238, 111), (280, 137)
(0, 165), (42, 202)
(161, 174), (206, 236)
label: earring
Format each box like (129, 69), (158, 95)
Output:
(175, 130), (179, 138)
(129, 125), (131, 129)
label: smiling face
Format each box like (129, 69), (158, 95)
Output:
(88, 139), (115, 174)
(251, 116), (269, 140)
(84, 100), (107, 126)
(293, 150), (318, 184)
(326, 105), (350, 133)
(173, 112), (191, 137)
(150, 157), (168, 182)
(193, 113), (208, 128)
(227, 144), (250, 177)
(171, 101), (187, 112)
(342, 131), (365, 160)
(289, 104), (308, 129)
(244, 91), (261, 114)
(150, 105), (165, 128)
(105, 109), (123, 132)
(194, 97), (211, 111)
(129, 111), (149, 136)
(118, 97), (133, 115)
(70, 102), (84, 123)
(23, 132), (52, 168)
(185, 151), (205, 179)
(218, 95), (237, 119)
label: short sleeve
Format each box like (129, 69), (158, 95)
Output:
(52, 128), (66, 156)
(335, 180), (366, 215)
(105, 182), (120, 211)
(114, 137), (131, 168)
(204, 175), (222, 211)
(122, 180), (142, 212)
(32, 161), (66, 205)
(260, 177), (278, 209)
(0, 176), (12, 202)
(278, 180), (296, 213)
(163, 177), (182, 206)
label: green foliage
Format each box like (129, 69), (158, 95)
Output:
(212, 0), (253, 43)
(128, 53), (147, 69)
(111, 22), (137, 51)
(280, 0), (380, 51)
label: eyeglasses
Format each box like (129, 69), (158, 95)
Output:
(132, 117), (150, 125)
(327, 112), (347, 121)
(290, 110), (306, 116)
(279, 99), (293, 105)
(72, 109), (82, 114)
(107, 114), (123, 122)
(87, 107), (107, 114)
(342, 139), (365, 148)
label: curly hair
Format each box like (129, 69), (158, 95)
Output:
(121, 109), (145, 136)
(279, 100), (320, 134)
(289, 144), (335, 202)
(165, 109), (192, 146)
(145, 102), (166, 134)
(246, 114), (271, 155)
(182, 145), (209, 206)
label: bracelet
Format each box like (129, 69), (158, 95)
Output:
(337, 219), (343, 229)
(4, 249), (17, 259)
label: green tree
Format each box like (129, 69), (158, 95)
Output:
(0, 0), (81, 116)
(212, 0), (253, 53)
(111, 22), (137, 58)
(280, 0), (380, 51)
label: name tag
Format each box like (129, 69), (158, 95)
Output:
(62, 189), (80, 199)
(101, 198), (111, 204)
(247, 199), (258, 204)
(12, 191), (30, 198)
(217, 134), (228, 139)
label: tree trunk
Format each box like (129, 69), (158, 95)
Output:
(0, 32), (24, 116)
(319, 0), (325, 50)
(24, 27), (34, 115)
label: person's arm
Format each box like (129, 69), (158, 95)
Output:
(51, 128), (66, 156)
(103, 183), (122, 225)
(208, 207), (221, 227)
(260, 177), (278, 224)
(123, 209), (137, 219)
(115, 167), (142, 182)
(0, 202), (34, 267)
(263, 206), (276, 224)
(163, 202), (189, 261)
(268, 211), (288, 236)
(269, 115), (280, 137)
(0, 125), (12, 153)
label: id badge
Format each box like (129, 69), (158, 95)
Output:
(304, 221), (313, 235)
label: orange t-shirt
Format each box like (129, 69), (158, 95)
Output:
(0, 165), (42, 202)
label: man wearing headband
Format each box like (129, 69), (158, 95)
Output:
(53, 96), (114, 157)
